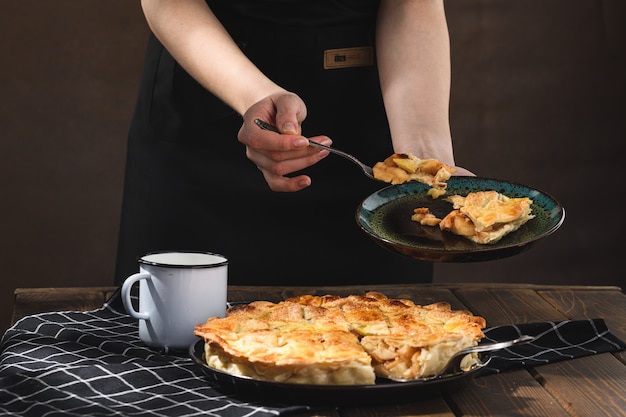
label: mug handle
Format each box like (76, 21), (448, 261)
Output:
(121, 272), (151, 320)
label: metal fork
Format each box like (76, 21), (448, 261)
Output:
(254, 119), (376, 180)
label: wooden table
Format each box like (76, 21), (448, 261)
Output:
(10, 283), (626, 417)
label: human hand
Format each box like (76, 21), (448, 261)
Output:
(238, 92), (332, 192)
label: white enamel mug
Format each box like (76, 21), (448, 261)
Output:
(121, 251), (228, 350)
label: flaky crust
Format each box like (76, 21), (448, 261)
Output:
(411, 207), (442, 226)
(195, 292), (485, 384)
(373, 153), (455, 196)
(440, 191), (534, 244)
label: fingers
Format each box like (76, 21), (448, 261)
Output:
(274, 93), (306, 135)
(239, 120), (313, 153)
(248, 136), (331, 170)
(239, 92), (333, 192)
(246, 134), (332, 192)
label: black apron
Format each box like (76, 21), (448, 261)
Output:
(114, 1), (433, 285)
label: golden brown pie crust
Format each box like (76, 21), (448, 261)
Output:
(194, 292), (485, 385)
(440, 191), (534, 244)
(411, 191), (534, 244)
(372, 153), (455, 197)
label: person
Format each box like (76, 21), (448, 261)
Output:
(114, 0), (470, 286)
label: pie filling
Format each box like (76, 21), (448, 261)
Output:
(361, 334), (479, 380)
(372, 152), (455, 197)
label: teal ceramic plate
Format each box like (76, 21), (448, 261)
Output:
(356, 177), (565, 262)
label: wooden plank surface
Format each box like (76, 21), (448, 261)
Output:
(340, 398), (454, 417)
(453, 288), (567, 325)
(450, 287), (626, 417)
(11, 286), (116, 324)
(538, 288), (626, 339)
(539, 288), (626, 363)
(531, 353), (626, 417)
(8, 284), (626, 417)
(293, 410), (340, 417)
(229, 285), (470, 310)
(447, 369), (571, 417)
(436, 289), (568, 416)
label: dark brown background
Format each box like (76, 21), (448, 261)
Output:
(1, 1), (625, 334)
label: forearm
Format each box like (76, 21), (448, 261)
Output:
(141, 0), (284, 115)
(376, 0), (454, 165)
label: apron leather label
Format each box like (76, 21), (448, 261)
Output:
(324, 47), (374, 69)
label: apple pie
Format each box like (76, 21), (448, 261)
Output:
(372, 153), (456, 197)
(412, 190), (534, 244)
(194, 292), (486, 385)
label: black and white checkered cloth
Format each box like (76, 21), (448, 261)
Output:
(482, 318), (625, 374)
(1, 289), (624, 416)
